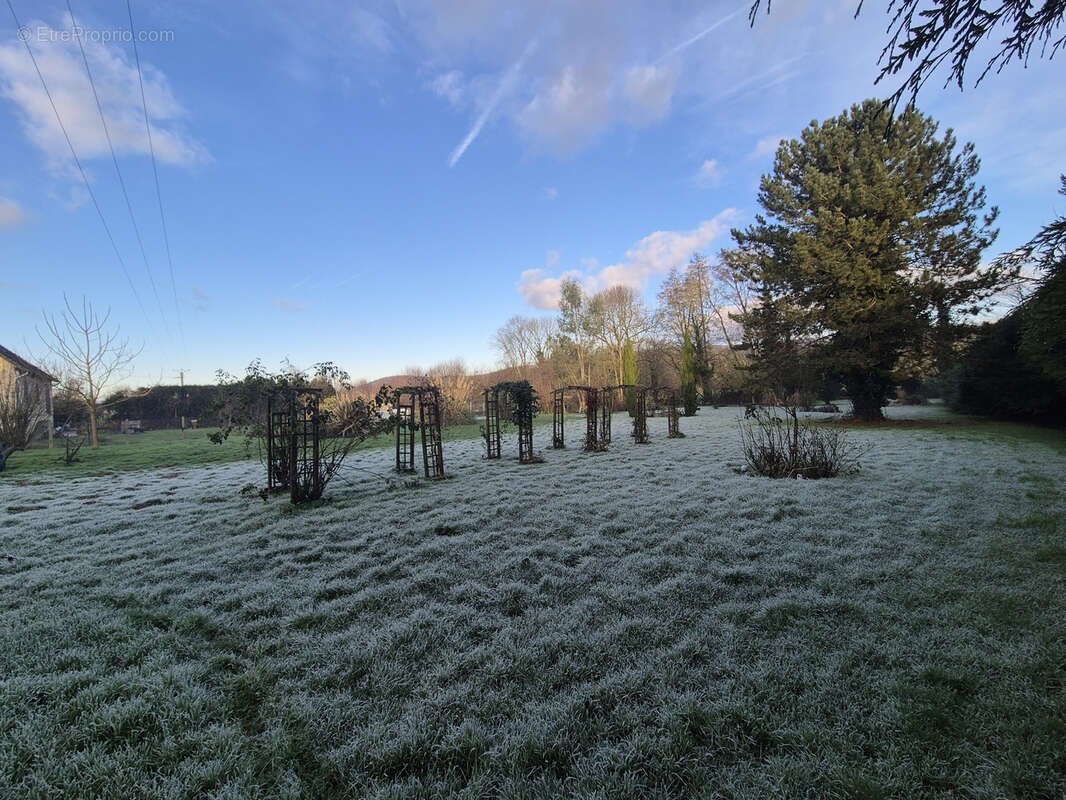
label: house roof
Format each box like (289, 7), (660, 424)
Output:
(0, 345), (57, 383)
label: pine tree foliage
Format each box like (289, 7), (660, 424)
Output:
(680, 330), (700, 416)
(727, 100), (1005, 420)
(622, 338), (639, 417)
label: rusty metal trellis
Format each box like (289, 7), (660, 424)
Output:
(607, 384), (649, 444)
(632, 386), (649, 444)
(266, 394), (290, 492)
(287, 389), (324, 502)
(420, 387), (445, 479)
(584, 387), (600, 451)
(517, 394), (535, 464)
(483, 387), (501, 459)
(393, 386), (445, 479)
(551, 386), (600, 451)
(265, 387), (325, 502)
(599, 386), (613, 444)
(395, 394), (416, 473)
(646, 386), (682, 438)
(663, 388), (681, 437)
(485, 381), (540, 464)
(551, 388), (565, 449)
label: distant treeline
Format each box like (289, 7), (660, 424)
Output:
(104, 385), (222, 430)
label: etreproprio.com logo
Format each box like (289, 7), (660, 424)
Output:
(17, 26), (174, 44)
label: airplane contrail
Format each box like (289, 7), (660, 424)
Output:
(656, 5), (745, 64)
(448, 39), (537, 168)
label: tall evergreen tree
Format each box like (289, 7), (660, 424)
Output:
(727, 99), (1004, 420)
(622, 338), (639, 416)
(680, 330), (699, 415)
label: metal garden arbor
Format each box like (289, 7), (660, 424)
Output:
(393, 386), (445, 479)
(550, 385), (602, 451)
(266, 386), (327, 503)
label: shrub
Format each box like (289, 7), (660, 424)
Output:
(739, 403), (865, 479)
(949, 315), (1066, 420)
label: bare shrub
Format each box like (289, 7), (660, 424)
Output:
(739, 402), (866, 479)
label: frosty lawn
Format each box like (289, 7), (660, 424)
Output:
(1, 407), (1064, 798)
(6, 416), (557, 479)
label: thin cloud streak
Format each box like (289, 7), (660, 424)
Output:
(448, 38), (537, 167)
(716, 54), (807, 103)
(655, 6), (745, 64)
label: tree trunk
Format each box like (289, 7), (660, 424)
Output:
(848, 376), (886, 421)
(0, 444), (15, 472)
(89, 406), (99, 449)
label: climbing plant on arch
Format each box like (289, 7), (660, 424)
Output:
(266, 386), (324, 501)
(551, 385), (603, 451)
(483, 380), (542, 464)
(212, 361), (392, 504)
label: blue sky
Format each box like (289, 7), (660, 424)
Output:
(1, 0), (1063, 386)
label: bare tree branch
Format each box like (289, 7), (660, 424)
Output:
(749, 1), (1066, 106)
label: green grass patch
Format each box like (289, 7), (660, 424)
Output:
(4, 415), (558, 478)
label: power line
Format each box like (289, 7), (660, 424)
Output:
(127, 0), (186, 353)
(65, 0), (170, 342)
(5, 0), (154, 331)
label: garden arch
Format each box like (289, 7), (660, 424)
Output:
(483, 380), (540, 464)
(600, 384), (650, 444)
(649, 387), (682, 438)
(551, 385), (602, 451)
(266, 386), (326, 502)
(393, 386), (445, 479)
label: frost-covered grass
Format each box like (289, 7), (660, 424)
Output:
(1, 407), (1064, 798)
(6, 416), (556, 479)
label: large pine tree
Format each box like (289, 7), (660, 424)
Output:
(728, 99), (1004, 420)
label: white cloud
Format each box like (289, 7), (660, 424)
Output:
(407, 1), (754, 160)
(694, 158), (723, 187)
(623, 64), (678, 124)
(430, 70), (464, 106)
(546, 249), (560, 267)
(0, 17), (208, 175)
(517, 209), (738, 308)
(518, 61), (614, 154)
(750, 134), (785, 159)
(517, 268), (580, 309)
(0, 197), (29, 228)
(544, 186), (558, 200)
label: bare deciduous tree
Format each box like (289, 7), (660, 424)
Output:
(0, 370), (48, 472)
(493, 315), (556, 377)
(588, 285), (651, 386)
(37, 296), (143, 449)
